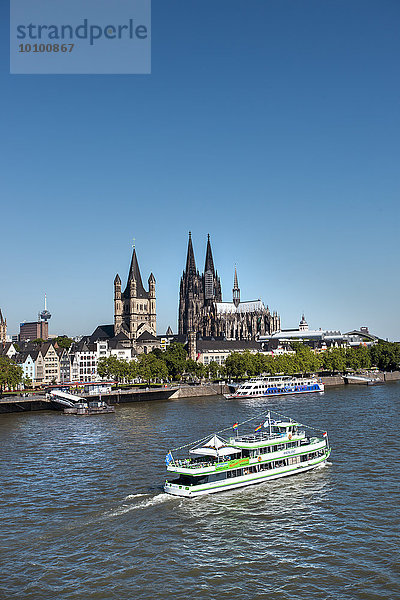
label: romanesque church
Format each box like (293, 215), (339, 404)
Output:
(178, 233), (280, 340)
(114, 247), (156, 340)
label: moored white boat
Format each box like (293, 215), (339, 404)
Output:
(225, 375), (324, 399)
(164, 412), (331, 497)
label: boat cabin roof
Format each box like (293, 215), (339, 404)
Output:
(190, 446), (241, 457)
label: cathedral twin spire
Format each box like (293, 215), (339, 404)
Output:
(185, 231), (197, 279)
(183, 232), (241, 305)
(179, 232), (281, 339)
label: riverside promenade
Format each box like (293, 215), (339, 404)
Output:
(0, 373), (399, 414)
(0, 384), (228, 413)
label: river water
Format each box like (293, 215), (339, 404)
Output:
(1, 383), (399, 600)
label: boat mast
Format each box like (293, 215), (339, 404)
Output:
(268, 411), (272, 436)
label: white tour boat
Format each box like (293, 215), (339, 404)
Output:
(164, 412), (331, 497)
(226, 375), (324, 399)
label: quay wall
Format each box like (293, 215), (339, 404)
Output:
(169, 384), (229, 399)
(321, 376), (344, 387)
(384, 371), (400, 382)
(322, 371), (400, 386)
(0, 397), (51, 414)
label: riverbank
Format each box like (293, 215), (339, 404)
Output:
(1, 373), (399, 413)
(321, 370), (400, 386)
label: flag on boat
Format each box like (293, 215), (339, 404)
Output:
(165, 452), (173, 466)
(323, 432), (327, 437)
(232, 422), (239, 430)
(254, 424), (262, 432)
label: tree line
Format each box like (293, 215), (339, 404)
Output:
(97, 341), (400, 384)
(1, 340), (399, 390)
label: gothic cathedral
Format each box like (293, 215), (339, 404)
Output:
(178, 233), (280, 340)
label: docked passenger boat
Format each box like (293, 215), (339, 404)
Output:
(226, 375), (324, 399)
(164, 412), (330, 497)
(63, 400), (115, 416)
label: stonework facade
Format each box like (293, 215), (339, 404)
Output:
(114, 248), (156, 340)
(178, 233), (280, 341)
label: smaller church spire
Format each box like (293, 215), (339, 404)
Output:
(233, 266), (240, 307)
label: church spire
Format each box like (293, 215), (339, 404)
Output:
(125, 246), (147, 298)
(233, 266), (240, 307)
(185, 231), (197, 278)
(204, 233), (215, 275)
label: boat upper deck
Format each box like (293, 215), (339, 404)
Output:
(230, 429), (305, 447)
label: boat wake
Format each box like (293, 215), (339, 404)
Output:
(105, 493), (173, 518)
(123, 493), (148, 501)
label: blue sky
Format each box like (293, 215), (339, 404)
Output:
(1, 1), (399, 340)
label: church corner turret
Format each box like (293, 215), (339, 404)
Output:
(114, 273), (122, 335)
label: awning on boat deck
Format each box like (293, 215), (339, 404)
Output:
(190, 446), (241, 457)
(190, 435), (241, 457)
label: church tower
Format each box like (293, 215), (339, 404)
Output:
(203, 234), (222, 304)
(114, 247), (156, 340)
(299, 314), (309, 331)
(178, 232), (204, 335)
(0, 309), (6, 345)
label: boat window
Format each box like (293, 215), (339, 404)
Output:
(227, 468), (241, 478)
(208, 472), (227, 482)
(274, 444), (285, 451)
(175, 474), (208, 486)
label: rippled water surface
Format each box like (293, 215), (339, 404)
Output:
(1, 384), (399, 600)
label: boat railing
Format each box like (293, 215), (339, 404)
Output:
(234, 432), (284, 443)
(172, 457), (232, 470)
(232, 429), (306, 444)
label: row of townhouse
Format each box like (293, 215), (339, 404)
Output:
(1, 337), (135, 387)
(4, 342), (72, 386)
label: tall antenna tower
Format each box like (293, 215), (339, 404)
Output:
(39, 294), (52, 322)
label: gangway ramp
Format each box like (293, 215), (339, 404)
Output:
(49, 389), (85, 407)
(342, 375), (381, 385)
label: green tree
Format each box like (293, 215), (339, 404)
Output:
(185, 358), (204, 381)
(54, 336), (73, 350)
(23, 377), (33, 389)
(225, 352), (251, 378)
(164, 343), (187, 380)
(0, 357), (23, 392)
(370, 341), (400, 371)
(97, 356), (133, 383)
(205, 361), (221, 381)
(322, 348), (346, 373)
